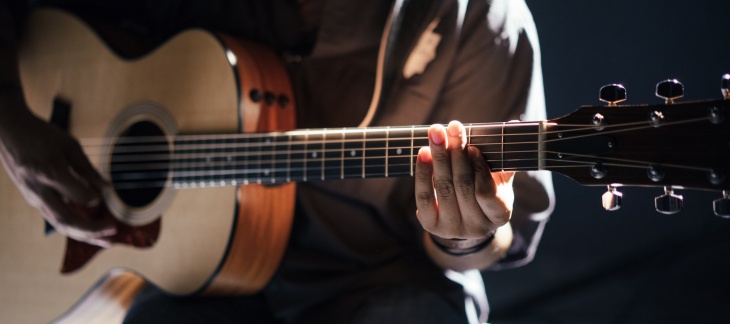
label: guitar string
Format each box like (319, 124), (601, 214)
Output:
(98, 147), (579, 174)
(105, 150), (712, 185)
(76, 117), (661, 150)
(111, 163), (587, 190)
(78, 117), (706, 163)
(101, 144), (538, 164)
(84, 116), (709, 171)
(107, 157), (687, 190)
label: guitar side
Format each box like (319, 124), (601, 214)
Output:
(0, 9), (294, 323)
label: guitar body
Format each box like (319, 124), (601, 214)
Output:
(0, 9), (295, 323)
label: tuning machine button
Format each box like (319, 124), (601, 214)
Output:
(722, 74), (730, 100)
(655, 186), (683, 214)
(602, 185), (623, 211)
(714, 191), (730, 218)
(656, 79), (684, 104)
(599, 84), (627, 106)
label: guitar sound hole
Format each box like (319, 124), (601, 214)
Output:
(110, 121), (170, 208)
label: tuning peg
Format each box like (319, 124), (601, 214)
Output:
(602, 185), (623, 211)
(655, 186), (683, 214)
(722, 74), (730, 100)
(714, 191), (730, 218)
(599, 84), (627, 106)
(656, 79), (684, 104)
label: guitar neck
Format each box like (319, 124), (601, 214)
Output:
(139, 122), (546, 189)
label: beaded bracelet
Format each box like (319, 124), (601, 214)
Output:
(429, 231), (496, 256)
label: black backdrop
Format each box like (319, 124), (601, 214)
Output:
(482, 1), (730, 323)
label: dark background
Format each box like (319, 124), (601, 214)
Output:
(482, 1), (730, 323)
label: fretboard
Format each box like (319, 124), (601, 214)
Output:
(163, 122), (544, 189)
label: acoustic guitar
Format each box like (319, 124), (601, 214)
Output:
(1, 8), (729, 323)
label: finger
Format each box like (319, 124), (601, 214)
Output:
(44, 164), (102, 206)
(37, 186), (116, 242)
(471, 146), (510, 227)
(447, 122), (490, 237)
(428, 124), (461, 235)
(415, 147), (438, 233)
(66, 140), (108, 192)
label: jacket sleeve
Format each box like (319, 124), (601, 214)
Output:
(431, 0), (555, 269)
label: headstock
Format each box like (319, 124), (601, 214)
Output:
(545, 76), (730, 216)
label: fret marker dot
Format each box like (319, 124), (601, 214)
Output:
(312, 152), (318, 158)
(232, 180), (237, 185)
(350, 150), (356, 157)
(264, 169), (270, 176)
(219, 180), (225, 186)
(397, 148), (402, 155)
(206, 157), (212, 163)
(227, 156), (233, 162)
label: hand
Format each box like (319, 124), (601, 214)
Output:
(415, 120), (515, 240)
(0, 96), (115, 247)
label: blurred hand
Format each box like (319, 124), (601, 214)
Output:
(0, 96), (115, 247)
(415, 120), (515, 240)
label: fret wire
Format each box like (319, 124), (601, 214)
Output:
(119, 154), (694, 190)
(385, 127), (390, 178)
(79, 123), (531, 145)
(110, 150), (542, 172)
(117, 157), (547, 181)
(84, 118), (705, 165)
(123, 152), (712, 185)
(304, 132), (308, 182)
(159, 149), (709, 180)
(410, 126), (415, 176)
(81, 116), (706, 149)
(321, 130), (326, 181)
(501, 122), (505, 171)
(287, 133), (292, 182)
(111, 143), (540, 165)
(361, 129), (366, 178)
(124, 154), (691, 184)
(86, 134), (540, 156)
(95, 141), (543, 163)
(341, 127), (345, 179)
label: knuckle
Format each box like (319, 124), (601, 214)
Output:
(453, 174), (474, 196)
(433, 179), (455, 200)
(430, 149), (449, 162)
(416, 191), (434, 207)
(415, 168), (433, 181)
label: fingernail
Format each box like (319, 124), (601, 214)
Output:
(418, 147), (432, 163)
(447, 121), (461, 137)
(429, 126), (444, 145)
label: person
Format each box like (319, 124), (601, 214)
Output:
(0, 0), (554, 322)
